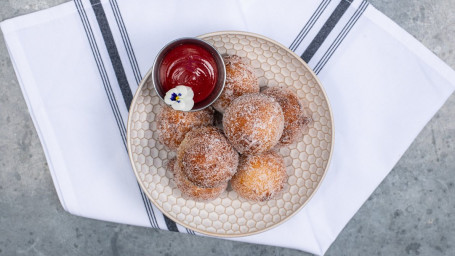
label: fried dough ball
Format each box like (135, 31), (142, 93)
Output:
(157, 105), (214, 150)
(231, 151), (287, 201)
(213, 55), (259, 113)
(262, 86), (311, 146)
(177, 126), (238, 188)
(173, 157), (227, 201)
(223, 93), (284, 154)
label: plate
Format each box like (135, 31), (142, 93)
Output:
(127, 31), (334, 237)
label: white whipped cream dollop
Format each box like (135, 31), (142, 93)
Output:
(164, 85), (195, 111)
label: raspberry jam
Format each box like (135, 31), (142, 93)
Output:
(159, 43), (218, 103)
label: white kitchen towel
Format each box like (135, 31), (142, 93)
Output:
(2, 0), (455, 255)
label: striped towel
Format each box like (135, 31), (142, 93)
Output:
(2, 0), (454, 255)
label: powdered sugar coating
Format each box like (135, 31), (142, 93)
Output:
(157, 106), (214, 150)
(262, 86), (312, 146)
(177, 126), (239, 188)
(213, 55), (259, 113)
(231, 151), (287, 202)
(173, 156), (228, 201)
(223, 93), (284, 154)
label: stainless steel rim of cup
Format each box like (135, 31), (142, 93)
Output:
(151, 37), (226, 111)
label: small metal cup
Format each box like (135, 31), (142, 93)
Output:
(152, 37), (226, 111)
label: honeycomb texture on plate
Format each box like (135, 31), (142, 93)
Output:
(128, 32), (333, 236)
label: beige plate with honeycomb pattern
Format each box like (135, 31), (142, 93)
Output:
(127, 31), (334, 237)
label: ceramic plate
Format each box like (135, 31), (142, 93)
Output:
(127, 31), (334, 237)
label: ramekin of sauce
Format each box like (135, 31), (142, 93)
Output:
(152, 38), (226, 111)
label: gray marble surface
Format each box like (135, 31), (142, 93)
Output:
(1, 0), (454, 255)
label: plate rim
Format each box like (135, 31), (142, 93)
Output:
(127, 30), (335, 237)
